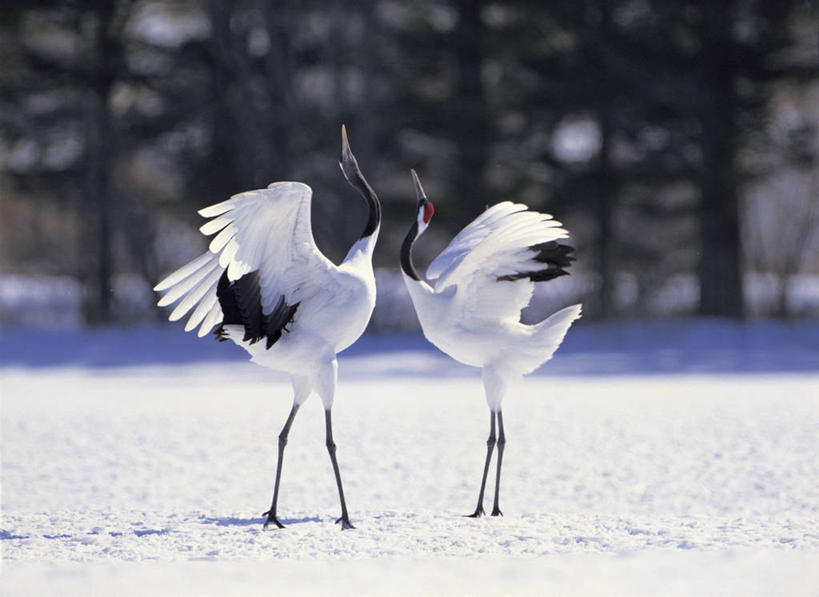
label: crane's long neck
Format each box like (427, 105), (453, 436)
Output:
(348, 172), (381, 241)
(401, 221), (421, 281)
(400, 222), (435, 331)
(342, 171), (380, 266)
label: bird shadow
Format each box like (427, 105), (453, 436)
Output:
(199, 515), (323, 527)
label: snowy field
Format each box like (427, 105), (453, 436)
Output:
(2, 322), (818, 595)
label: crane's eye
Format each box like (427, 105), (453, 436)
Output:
(423, 201), (435, 223)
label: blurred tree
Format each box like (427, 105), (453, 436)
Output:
(693, 2), (745, 317)
(83, 1), (131, 323)
(493, 0), (681, 318)
(1, 0), (816, 326)
(205, 0), (293, 188)
(635, 0), (814, 317)
(507, 0), (815, 318)
(452, 0), (492, 212)
(1, 1), (133, 323)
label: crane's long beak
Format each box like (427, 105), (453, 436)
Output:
(410, 169), (427, 201)
(341, 124), (352, 159)
(340, 124), (359, 181)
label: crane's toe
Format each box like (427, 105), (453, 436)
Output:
(262, 510), (286, 529)
(336, 516), (356, 530)
(466, 507), (485, 518)
(491, 507), (503, 517)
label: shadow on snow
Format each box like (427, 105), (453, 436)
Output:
(198, 515), (324, 527)
(1, 319), (817, 375)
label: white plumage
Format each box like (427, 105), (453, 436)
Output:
(155, 182), (377, 365)
(154, 126), (380, 530)
(400, 169), (581, 517)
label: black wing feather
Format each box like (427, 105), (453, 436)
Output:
(263, 297), (300, 349)
(497, 241), (575, 283)
(213, 271), (299, 348)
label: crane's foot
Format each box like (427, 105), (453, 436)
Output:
(466, 507), (485, 518)
(336, 515), (356, 530)
(262, 510), (285, 529)
(491, 507), (503, 517)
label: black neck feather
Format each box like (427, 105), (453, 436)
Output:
(400, 221), (421, 281)
(347, 171), (381, 239)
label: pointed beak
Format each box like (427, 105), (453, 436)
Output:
(410, 169), (427, 201)
(341, 124), (351, 158)
(340, 124), (358, 181)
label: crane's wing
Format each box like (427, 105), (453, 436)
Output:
(153, 182), (336, 339)
(432, 205), (574, 323)
(426, 201), (528, 282)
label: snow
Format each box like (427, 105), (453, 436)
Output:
(2, 323), (818, 595)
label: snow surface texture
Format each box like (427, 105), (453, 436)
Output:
(2, 325), (819, 595)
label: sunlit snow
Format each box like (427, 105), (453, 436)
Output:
(2, 323), (818, 595)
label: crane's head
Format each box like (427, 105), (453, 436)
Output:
(339, 124), (381, 239)
(411, 169), (435, 236)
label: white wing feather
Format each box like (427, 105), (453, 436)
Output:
(432, 204), (570, 323)
(198, 303), (223, 338)
(153, 252), (213, 293)
(426, 201), (528, 282)
(154, 181), (336, 336)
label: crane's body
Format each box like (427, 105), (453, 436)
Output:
(404, 278), (578, 367)
(401, 170), (581, 514)
(154, 127), (379, 529)
(219, 230), (378, 386)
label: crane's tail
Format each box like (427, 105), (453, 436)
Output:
(532, 303), (582, 362)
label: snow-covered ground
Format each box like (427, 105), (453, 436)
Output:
(2, 323), (818, 595)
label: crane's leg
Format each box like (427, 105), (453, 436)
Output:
(325, 408), (355, 529)
(467, 410), (496, 518)
(491, 409), (506, 516)
(263, 402), (301, 529)
(315, 357), (354, 530)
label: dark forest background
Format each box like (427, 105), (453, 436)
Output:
(1, 0), (817, 328)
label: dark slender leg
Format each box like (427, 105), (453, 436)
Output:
(491, 409), (506, 516)
(263, 403), (300, 529)
(325, 409), (355, 529)
(467, 411), (496, 518)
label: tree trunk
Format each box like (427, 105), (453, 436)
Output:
(207, 0), (273, 188)
(697, 1), (744, 318)
(354, 0), (378, 170)
(83, 2), (117, 324)
(261, 0), (294, 178)
(594, 0), (615, 319)
(452, 0), (490, 210)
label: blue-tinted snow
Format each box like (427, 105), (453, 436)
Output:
(1, 319), (817, 374)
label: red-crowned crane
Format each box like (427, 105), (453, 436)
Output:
(400, 169), (581, 517)
(153, 126), (380, 530)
